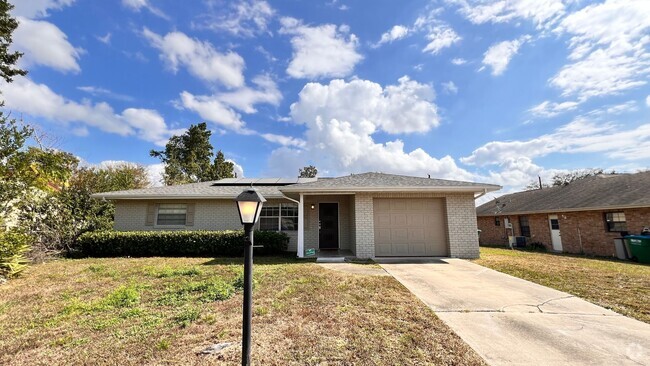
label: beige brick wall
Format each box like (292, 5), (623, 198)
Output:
(354, 193), (375, 258)
(352, 192), (479, 259)
(445, 194), (480, 258)
(115, 192), (481, 259)
(113, 199), (297, 250)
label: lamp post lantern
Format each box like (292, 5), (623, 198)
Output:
(235, 188), (265, 366)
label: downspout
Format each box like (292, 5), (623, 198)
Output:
(281, 192), (304, 258)
(280, 193), (300, 204)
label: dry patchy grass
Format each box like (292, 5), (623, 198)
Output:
(0, 257), (484, 365)
(474, 247), (650, 323)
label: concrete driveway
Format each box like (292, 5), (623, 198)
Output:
(377, 258), (650, 366)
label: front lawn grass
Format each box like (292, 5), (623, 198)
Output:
(0, 257), (485, 365)
(474, 247), (650, 323)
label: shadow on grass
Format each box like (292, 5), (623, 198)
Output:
(201, 255), (309, 266)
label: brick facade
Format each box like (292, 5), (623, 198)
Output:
(114, 191), (483, 259)
(478, 207), (650, 257)
(353, 192), (480, 259)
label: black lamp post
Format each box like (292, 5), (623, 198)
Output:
(235, 188), (265, 366)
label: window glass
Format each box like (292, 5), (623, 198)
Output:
(495, 217), (500, 226)
(259, 203), (299, 232)
(519, 216), (531, 237)
(259, 217), (279, 231)
(157, 203), (187, 225)
(550, 219), (559, 230)
(280, 203), (298, 231)
(605, 212), (627, 232)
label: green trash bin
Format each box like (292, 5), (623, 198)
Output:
(624, 236), (650, 264)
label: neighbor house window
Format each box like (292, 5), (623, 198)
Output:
(495, 217), (500, 226)
(259, 203), (298, 231)
(519, 216), (531, 237)
(156, 203), (187, 226)
(605, 212), (626, 232)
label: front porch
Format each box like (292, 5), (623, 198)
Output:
(313, 249), (355, 262)
(290, 193), (357, 258)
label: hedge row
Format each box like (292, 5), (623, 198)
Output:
(78, 230), (289, 257)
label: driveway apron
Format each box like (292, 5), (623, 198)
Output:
(377, 258), (650, 366)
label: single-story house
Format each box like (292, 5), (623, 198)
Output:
(94, 172), (500, 259)
(476, 172), (650, 257)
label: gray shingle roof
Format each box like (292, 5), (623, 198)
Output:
(476, 172), (650, 216)
(280, 172), (500, 193)
(93, 172), (500, 200)
(92, 180), (296, 200)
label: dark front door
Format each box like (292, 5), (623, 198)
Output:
(319, 203), (339, 249)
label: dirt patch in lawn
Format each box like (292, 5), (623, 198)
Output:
(474, 248), (650, 323)
(0, 257), (485, 365)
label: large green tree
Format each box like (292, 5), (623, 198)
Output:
(0, 0), (26, 83)
(299, 165), (318, 178)
(526, 168), (608, 190)
(150, 122), (235, 185)
(18, 163), (150, 256)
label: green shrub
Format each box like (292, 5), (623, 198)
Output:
(0, 230), (31, 278)
(78, 230), (289, 258)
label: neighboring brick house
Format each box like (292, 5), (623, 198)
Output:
(476, 172), (650, 257)
(95, 172), (500, 259)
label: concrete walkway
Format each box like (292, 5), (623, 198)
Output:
(376, 258), (650, 366)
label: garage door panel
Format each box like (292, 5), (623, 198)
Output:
(391, 228), (408, 241)
(376, 228), (391, 244)
(375, 213), (391, 227)
(407, 214), (425, 226)
(409, 228), (425, 241)
(392, 244), (410, 256)
(373, 198), (448, 257)
(409, 243), (426, 256)
(391, 213), (407, 226)
(390, 200), (408, 210)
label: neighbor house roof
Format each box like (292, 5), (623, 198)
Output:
(93, 172), (500, 200)
(280, 172), (500, 193)
(476, 172), (650, 216)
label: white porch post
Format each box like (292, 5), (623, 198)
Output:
(297, 193), (304, 258)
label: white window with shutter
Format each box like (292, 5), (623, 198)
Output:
(156, 203), (188, 226)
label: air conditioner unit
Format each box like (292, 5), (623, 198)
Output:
(505, 223), (513, 229)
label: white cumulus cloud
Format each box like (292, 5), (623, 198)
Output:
(13, 17), (82, 73)
(551, 0), (650, 101)
(528, 100), (579, 118)
(482, 36), (530, 76)
(289, 76), (439, 134)
(179, 74), (282, 133)
(2, 78), (182, 145)
(447, 0), (566, 29)
(143, 28), (245, 88)
(462, 117), (650, 166)
(279, 17), (363, 79)
(375, 25), (410, 46)
(122, 0), (168, 19)
(264, 77), (473, 180)
(11, 0), (75, 18)
(194, 0), (274, 38)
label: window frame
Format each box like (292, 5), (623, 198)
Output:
(259, 203), (299, 232)
(604, 212), (627, 232)
(494, 217), (501, 226)
(519, 215), (531, 237)
(155, 203), (188, 227)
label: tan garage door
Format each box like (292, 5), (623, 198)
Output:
(373, 198), (448, 256)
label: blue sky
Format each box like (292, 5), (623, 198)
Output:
(4, 0), (650, 197)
